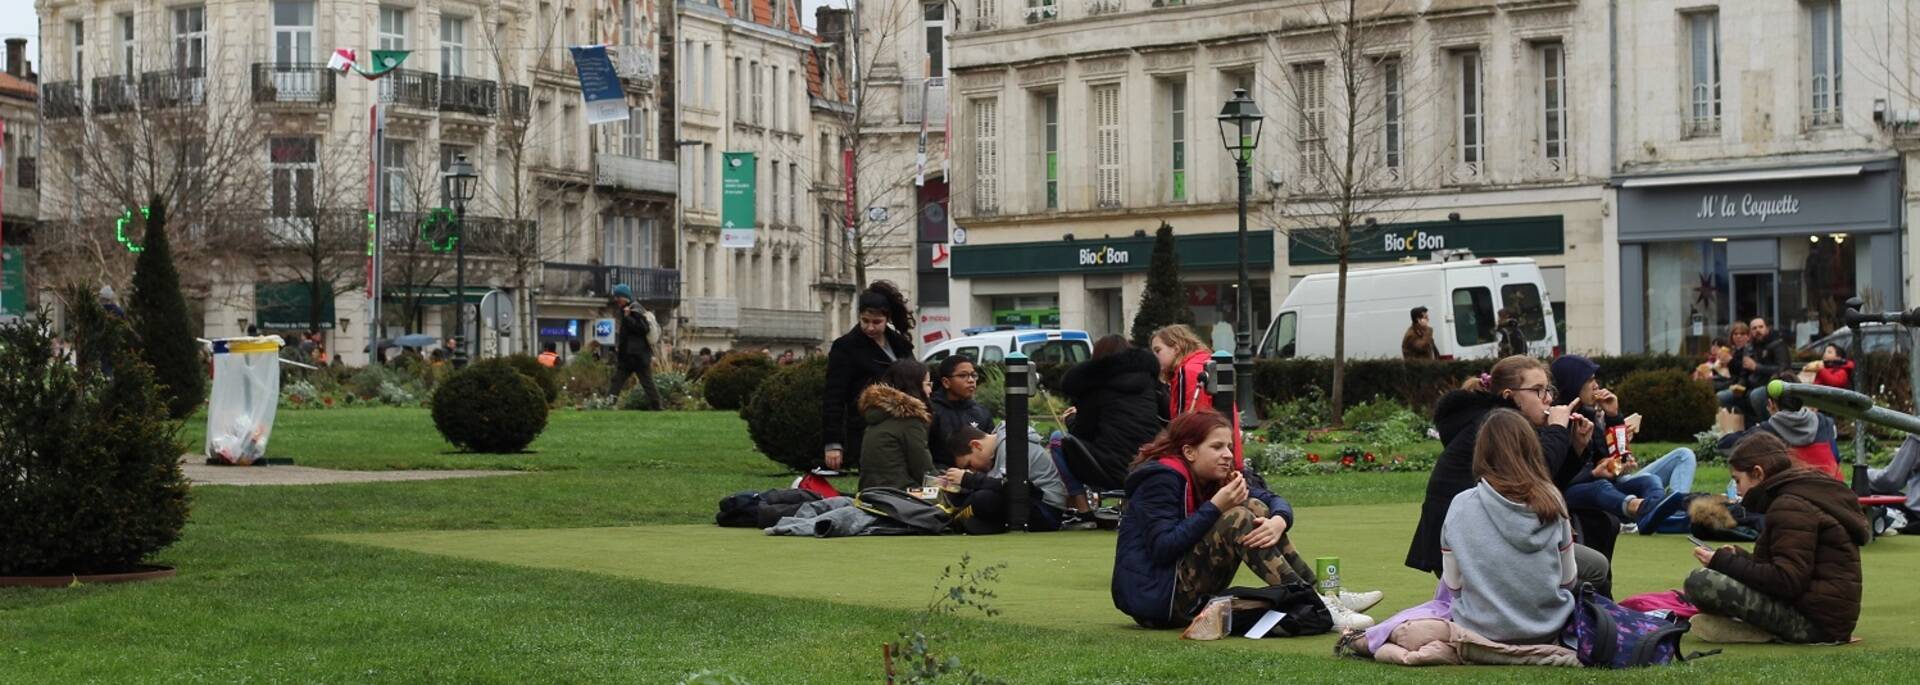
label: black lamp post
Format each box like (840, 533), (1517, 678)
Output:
(445, 153), (478, 367)
(1217, 88), (1263, 427)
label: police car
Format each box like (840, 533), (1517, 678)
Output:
(921, 327), (1093, 366)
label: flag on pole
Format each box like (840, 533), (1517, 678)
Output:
(327, 48), (357, 74)
(355, 50), (411, 80)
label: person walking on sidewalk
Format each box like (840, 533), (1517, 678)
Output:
(608, 284), (663, 410)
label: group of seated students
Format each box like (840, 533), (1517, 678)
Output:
(844, 330), (1881, 648)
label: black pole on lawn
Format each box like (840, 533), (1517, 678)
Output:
(1209, 348), (1236, 421)
(1005, 351), (1032, 531)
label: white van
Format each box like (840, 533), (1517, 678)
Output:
(1257, 257), (1559, 361)
(922, 328), (1093, 366)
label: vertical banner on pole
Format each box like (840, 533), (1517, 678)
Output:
(569, 45), (629, 125)
(843, 148), (856, 240)
(367, 105), (386, 361)
(721, 152), (757, 248)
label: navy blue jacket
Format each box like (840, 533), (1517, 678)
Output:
(1111, 458), (1295, 628)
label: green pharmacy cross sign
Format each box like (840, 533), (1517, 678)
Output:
(115, 207), (150, 253)
(418, 208), (459, 252)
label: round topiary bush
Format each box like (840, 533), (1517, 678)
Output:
(742, 356), (827, 472)
(1617, 369), (1717, 442)
(0, 298), (190, 576)
(432, 362), (550, 452)
(480, 354), (560, 405)
(702, 353), (777, 410)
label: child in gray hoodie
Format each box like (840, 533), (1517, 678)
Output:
(1443, 409), (1579, 645)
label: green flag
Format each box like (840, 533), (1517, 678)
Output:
(356, 50), (411, 80)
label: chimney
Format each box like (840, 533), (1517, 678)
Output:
(815, 7), (851, 46)
(4, 38), (23, 78)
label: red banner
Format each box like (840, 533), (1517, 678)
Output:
(843, 148), (856, 238)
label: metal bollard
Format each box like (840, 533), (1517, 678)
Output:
(1004, 351), (1032, 531)
(1208, 348), (1236, 422)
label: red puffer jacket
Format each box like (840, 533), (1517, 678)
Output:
(1166, 350), (1243, 469)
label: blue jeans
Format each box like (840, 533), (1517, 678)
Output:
(1047, 430), (1086, 496)
(1718, 387), (1771, 421)
(1567, 478), (1665, 518)
(1618, 447), (1698, 498)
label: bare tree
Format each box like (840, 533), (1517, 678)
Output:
(380, 144), (458, 334)
(35, 51), (269, 306)
(254, 135), (371, 335)
(1260, 0), (1442, 425)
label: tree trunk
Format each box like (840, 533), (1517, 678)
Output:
(1331, 224), (1350, 427)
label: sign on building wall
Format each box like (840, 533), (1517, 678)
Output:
(569, 45), (629, 124)
(722, 152), (758, 249)
(0, 247), (24, 317)
(950, 231), (1274, 278)
(1286, 216), (1565, 266)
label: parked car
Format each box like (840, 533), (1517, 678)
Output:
(922, 327), (1093, 366)
(1258, 256), (1560, 360)
(1801, 322), (1913, 356)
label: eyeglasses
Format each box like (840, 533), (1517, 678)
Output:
(1516, 385), (1556, 401)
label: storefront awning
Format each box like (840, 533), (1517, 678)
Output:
(1615, 159), (1901, 243)
(951, 231), (1273, 279)
(383, 286), (491, 306)
(255, 281), (335, 330)
(1617, 164), (1866, 188)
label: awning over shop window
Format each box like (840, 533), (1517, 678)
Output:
(255, 281), (335, 330)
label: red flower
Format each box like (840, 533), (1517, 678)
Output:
(1364, 453), (1376, 463)
(1340, 456), (1356, 467)
(1306, 453), (1321, 463)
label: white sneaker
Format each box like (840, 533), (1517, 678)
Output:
(1334, 589), (1384, 613)
(1320, 594), (1376, 631)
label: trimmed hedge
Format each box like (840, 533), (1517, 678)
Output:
(431, 362), (550, 452)
(703, 353), (777, 410)
(1616, 369), (1717, 442)
(742, 357), (828, 472)
(480, 355), (560, 405)
(1251, 354), (1698, 416)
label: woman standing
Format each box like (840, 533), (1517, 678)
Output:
(1686, 432), (1869, 643)
(857, 360), (936, 492)
(822, 282), (915, 471)
(1059, 335), (1164, 488)
(1408, 356), (1607, 590)
(1111, 412), (1381, 631)
(1149, 325), (1241, 467)
(1443, 409), (1579, 644)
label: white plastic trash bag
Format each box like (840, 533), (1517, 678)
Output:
(206, 336), (285, 465)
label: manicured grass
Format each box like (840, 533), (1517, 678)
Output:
(7, 408), (1917, 683)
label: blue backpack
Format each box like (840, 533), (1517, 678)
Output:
(1563, 584), (1715, 668)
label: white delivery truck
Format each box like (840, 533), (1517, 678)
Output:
(1257, 256), (1559, 361)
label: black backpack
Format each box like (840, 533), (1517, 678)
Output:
(715, 488), (824, 528)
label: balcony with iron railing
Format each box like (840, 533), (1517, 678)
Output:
(251, 63), (336, 106)
(439, 74), (498, 116)
(378, 69), (439, 110)
(542, 262), (681, 304)
(593, 154), (678, 196)
(90, 75), (139, 115)
(43, 81), (84, 118)
(737, 307), (827, 342)
(141, 67), (207, 108)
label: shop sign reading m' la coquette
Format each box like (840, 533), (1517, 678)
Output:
(1696, 193), (1802, 223)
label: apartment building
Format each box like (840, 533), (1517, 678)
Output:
(673, 0), (851, 353)
(944, 0), (1613, 351)
(1611, 0), (1919, 356)
(1, 39), (36, 319)
(30, 0), (674, 364)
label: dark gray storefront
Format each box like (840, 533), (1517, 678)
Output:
(1617, 158), (1903, 354)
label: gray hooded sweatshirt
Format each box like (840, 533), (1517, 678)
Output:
(1442, 480), (1577, 644)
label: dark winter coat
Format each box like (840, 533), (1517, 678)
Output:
(614, 305), (651, 359)
(1708, 468), (1870, 642)
(1406, 390), (1584, 574)
(822, 326), (916, 464)
(1745, 332), (1790, 386)
(1496, 320), (1528, 357)
(1112, 457), (1295, 628)
(1061, 348), (1164, 475)
(928, 391), (994, 468)
(856, 384), (934, 492)
(1403, 324), (1439, 360)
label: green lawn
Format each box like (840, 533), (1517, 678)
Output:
(5, 408), (1915, 683)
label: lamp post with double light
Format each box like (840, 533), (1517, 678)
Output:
(444, 153), (478, 367)
(1216, 88), (1264, 427)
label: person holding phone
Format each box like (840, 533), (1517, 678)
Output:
(1685, 432), (1868, 644)
(1551, 355), (1696, 534)
(1408, 356), (1612, 594)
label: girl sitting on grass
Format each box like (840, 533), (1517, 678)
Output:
(1110, 411), (1382, 632)
(1441, 409), (1578, 645)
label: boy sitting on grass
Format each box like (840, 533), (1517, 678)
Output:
(944, 425), (1083, 534)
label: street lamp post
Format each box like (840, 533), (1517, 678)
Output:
(445, 153), (479, 368)
(1217, 88), (1264, 428)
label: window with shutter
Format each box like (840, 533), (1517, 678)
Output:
(1095, 84), (1121, 208)
(1456, 50), (1484, 168)
(973, 98), (999, 214)
(1538, 43), (1567, 165)
(1294, 63), (1326, 180)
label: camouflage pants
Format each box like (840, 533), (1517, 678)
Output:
(1684, 568), (1824, 643)
(1171, 500), (1317, 622)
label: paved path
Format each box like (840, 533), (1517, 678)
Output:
(180, 456), (524, 487)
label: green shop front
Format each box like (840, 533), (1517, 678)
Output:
(948, 231), (1274, 340)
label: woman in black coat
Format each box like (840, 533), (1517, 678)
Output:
(1407, 356), (1595, 576)
(1059, 335), (1164, 489)
(822, 282), (916, 471)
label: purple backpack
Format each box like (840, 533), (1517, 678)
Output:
(1563, 584), (1713, 668)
